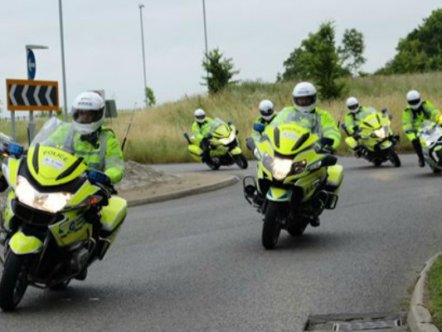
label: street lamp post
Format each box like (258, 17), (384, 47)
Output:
(58, 0), (68, 121)
(138, 4), (148, 109)
(25, 44), (48, 142)
(202, 0), (209, 56)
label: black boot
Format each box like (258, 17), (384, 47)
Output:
(412, 139), (425, 167)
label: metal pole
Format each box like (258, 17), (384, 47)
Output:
(202, 0), (209, 56)
(139, 4), (148, 109)
(58, 0), (68, 121)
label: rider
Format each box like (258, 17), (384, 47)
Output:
(191, 108), (215, 163)
(271, 81), (341, 152)
(342, 96), (377, 157)
(402, 90), (442, 167)
(265, 81), (341, 226)
(51, 91), (125, 279)
(251, 99), (276, 141)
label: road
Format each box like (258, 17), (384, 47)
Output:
(1, 154), (441, 331)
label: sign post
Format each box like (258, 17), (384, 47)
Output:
(25, 44), (48, 142)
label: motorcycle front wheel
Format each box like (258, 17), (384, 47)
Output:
(0, 252), (29, 311)
(262, 201), (283, 250)
(388, 150), (401, 167)
(233, 154), (248, 169)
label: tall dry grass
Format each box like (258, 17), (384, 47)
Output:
(2, 72), (441, 163)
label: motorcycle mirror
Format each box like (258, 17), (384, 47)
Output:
(245, 137), (256, 151)
(321, 155), (337, 167)
(183, 132), (191, 144)
(7, 142), (24, 158)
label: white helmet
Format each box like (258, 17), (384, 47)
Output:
(406, 90), (422, 110)
(292, 82), (317, 113)
(194, 108), (206, 123)
(71, 91), (105, 134)
(346, 96), (360, 113)
(258, 99), (274, 121)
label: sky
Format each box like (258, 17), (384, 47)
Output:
(0, 0), (441, 114)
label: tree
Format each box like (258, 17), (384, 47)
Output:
(378, 8), (442, 74)
(145, 86), (156, 107)
(280, 22), (346, 99)
(202, 48), (239, 95)
(338, 28), (366, 76)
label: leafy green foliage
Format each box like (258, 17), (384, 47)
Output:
(202, 48), (239, 95)
(377, 8), (442, 74)
(338, 28), (366, 76)
(145, 86), (156, 107)
(280, 22), (357, 100)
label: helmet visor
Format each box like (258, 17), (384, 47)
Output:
(348, 103), (359, 111)
(195, 114), (205, 121)
(294, 95), (316, 107)
(408, 98), (421, 106)
(73, 109), (104, 124)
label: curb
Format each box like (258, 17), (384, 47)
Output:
(125, 175), (239, 207)
(408, 252), (442, 332)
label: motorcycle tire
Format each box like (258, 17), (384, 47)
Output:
(206, 160), (220, 170)
(388, 151), (401, 167)
(262, 201), (282, 250)
(233, 154), (248, 169)
(0, 252), (28, 311)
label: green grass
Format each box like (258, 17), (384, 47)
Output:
(427, 255), (442, 329)
(3, 72), (442, 162)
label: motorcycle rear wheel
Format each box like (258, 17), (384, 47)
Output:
(262, 201), (282, 250)
(0, 252), (29, 311)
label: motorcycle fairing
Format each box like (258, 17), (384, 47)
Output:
(27, 145), (88, 186)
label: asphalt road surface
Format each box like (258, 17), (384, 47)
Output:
(1, 154), (442, 331)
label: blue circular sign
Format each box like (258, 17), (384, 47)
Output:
(27, 49), (36, 80)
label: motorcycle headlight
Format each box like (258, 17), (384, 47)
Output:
(373, 128), (386, 139)
(16, 176), (72, 213)
(218, 131), (236, 145)
(272, 157), (293, 180)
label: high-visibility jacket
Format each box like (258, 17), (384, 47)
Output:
(343, 107), (377, 136)
(191, 117), (215, 144)
(271, 106), (341, 151)
(49, 124), (124, 184)
(402, 101), (442, 141)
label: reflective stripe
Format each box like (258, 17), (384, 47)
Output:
(99, 131), (107, 171)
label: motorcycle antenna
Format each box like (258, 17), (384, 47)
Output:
(121, 102), (138, 151)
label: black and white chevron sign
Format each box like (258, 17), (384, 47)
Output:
(6, 79), (59, 111)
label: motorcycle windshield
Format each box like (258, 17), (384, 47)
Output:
(210, 118), (231, 139)
(361, 113), (382, 130)
(31, 117), (76, 152)
(26, 118), (88, 186)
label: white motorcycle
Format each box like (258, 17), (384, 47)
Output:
(418, 120), (442, 173)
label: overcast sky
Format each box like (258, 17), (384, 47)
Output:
(1, 0), (441, 112)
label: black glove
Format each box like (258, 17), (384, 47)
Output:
(318, 137), (334, 154)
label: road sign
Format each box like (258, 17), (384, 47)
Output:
(27, 49), (36, 80)
(6, 79), (59, 111)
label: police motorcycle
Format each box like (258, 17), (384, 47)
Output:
(184, 117), (248, 170)
(0, 118), (127, 311)
(342, 109), (401, 167)
(417, 120), (442, 173)
(243, 122), (343, 250)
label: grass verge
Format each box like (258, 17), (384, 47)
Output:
(427, 254), (442, 329)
